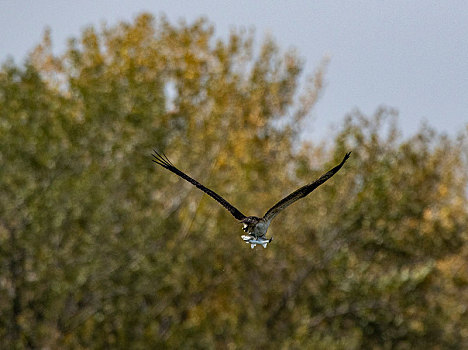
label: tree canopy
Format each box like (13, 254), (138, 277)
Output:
(0, 13), (467, 349)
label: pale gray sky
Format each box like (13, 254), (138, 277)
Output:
(1, 1), (467, 139)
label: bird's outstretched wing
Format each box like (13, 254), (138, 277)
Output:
(152, 150), (247, 221)
(263, 152), (351, 222)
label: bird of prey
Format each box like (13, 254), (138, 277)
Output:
(152, 150), (351, 248)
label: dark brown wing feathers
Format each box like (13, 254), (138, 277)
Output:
(263, 152), (351, 222)
(152, 150), (246, 221)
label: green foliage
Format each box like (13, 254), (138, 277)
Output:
(1, 13), (467, 349)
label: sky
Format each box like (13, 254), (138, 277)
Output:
(1, 1), (467, 140)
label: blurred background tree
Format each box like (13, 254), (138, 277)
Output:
(0, 13), (466, 349)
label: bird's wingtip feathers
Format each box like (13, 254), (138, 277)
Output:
(341, 151), (352, 163)
(152, 149), (173, 169)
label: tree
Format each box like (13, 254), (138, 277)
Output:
(0, 13), (466, 349)
(269, 109), (468, 348)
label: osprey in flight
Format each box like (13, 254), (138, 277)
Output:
(152, 150), (351, 248)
